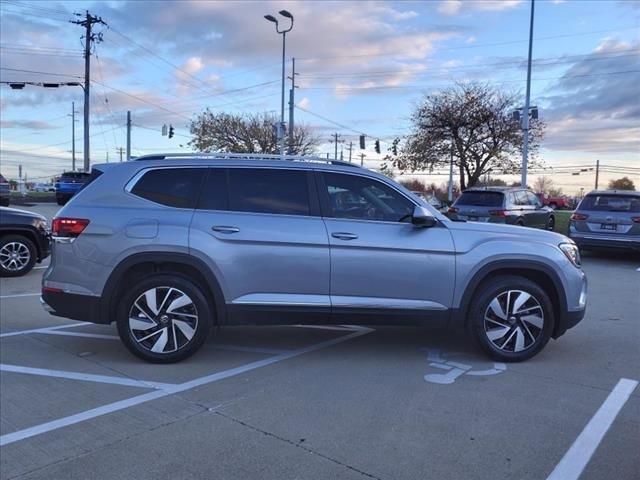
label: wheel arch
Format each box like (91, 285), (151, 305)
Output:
(456, 260), (567, 338)
(0, 228), (41, 260)
(100, 252), (227, 326)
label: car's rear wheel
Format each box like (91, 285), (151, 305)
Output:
(546, 215), (555, 231)
(468, 275), (554, 362)
(0, 235), (36, 277)
(116, 274), (212, 363)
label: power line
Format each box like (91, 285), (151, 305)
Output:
(0, 67), (82, 78)
(297, 26), (640, 61)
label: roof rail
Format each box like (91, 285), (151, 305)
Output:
(132, 152), (361, 168)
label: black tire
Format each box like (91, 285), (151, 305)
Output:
(56, 196), (67, 206)
(116, 274), (213, 363)
(546, 215), (555, 231)
(516, 218), (525, 227)
(467, 275), (554, 362)
(0, 234), (37, 277)
(0, 197), (9, 207)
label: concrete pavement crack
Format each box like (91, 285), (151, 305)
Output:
(214, 410), (384, 480)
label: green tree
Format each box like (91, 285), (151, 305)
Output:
(607, 176), (636, 191)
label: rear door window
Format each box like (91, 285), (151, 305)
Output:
(456, 191), (504, 207)
(131, 168), (204, 208)
(198, 168), (228, 211)
(514, 191), (529, 206)
(227, 168), (311, 216)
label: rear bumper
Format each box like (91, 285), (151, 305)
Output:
(569, 233), (640, 251)
(41, 289), (104, 323)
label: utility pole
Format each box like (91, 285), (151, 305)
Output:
(595, 159), (600, 189)
(448, 143), (454, 203)
(346, 141), (353, 163)
(116, 147), (124, 163)
(106, 151), (109, 163)
(332, 133), (341, 160)
(287, 58), (297, 154)
(71, 10), (106, 172)
(520, 0), (535, 188)
(70, 101), (78, 171)
(126, 111), (131, 162)
(359, 153), (365, 167)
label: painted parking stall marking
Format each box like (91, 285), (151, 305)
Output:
(0, 322), (373, 447)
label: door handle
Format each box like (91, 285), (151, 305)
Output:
(331, 232), (358, 240)
(212, 226), (240, 234)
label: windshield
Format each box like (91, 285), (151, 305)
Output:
(456, 191), (504, 207)
(579, 194), (640, 212)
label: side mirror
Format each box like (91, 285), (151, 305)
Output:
(411, 205), (437, 228)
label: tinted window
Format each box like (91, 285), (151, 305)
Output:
(228, 168), (310, 216)
(580, 194), (640, 212)
(513, 191), (529, 206)
(198, 168), (228, 211)
(323, 173), (413, 222)
(526, 191), (541, 206)
(131, 168), (203, 208)
(456, 191), (504, 207)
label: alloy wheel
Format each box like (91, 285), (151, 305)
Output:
(483, 290), (544, 353)
(0, 242), (31, 272)
(128, 287), (199, 354)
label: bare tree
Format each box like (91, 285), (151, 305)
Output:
(533, 176), (554, 194)
(382, 82), (544, 190)
(189, 111), (319, 155)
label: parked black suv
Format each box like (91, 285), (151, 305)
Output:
(0, 207), (51, 276)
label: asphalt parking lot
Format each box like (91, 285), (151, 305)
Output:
(1, 204), (638, 480)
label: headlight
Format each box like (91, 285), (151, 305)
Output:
(559, 242), (581, 267)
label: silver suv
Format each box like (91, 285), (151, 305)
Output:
(42, 154), (587, 363)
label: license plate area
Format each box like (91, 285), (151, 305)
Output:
(600, 223), (617, 231)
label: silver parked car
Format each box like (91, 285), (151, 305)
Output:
(569, 190), (640, 252)
(447, 187), (555, 230)
(42, 153), (587, 363)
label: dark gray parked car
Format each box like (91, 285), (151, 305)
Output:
(447, 187), (555, 230)
(0, 207), (51, 276)
(569, 190), (640, 252)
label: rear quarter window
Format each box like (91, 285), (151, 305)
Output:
(130, 168), (204, 208)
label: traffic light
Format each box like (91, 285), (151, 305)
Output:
(168, 125), (174, 139)
(359, 134), (365, 149)
(374, 140), (380, 154)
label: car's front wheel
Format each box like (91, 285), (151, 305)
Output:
(468, 275), (554, 362)
(0, 235), (36, 277)
(116, 274), (212, 363)
(546, 215), (555, 231)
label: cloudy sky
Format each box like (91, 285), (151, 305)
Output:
(1, 0), (638, 193)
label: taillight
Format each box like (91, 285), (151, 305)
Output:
(51, 217), (90, 237)
(631, 216), (640, 223)
(448, 207), (459, 214)
(570, 213), (589, 221)
(489, 209), (507, 217)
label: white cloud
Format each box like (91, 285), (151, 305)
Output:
(438, 0), (522, 16)
(297, 97), (310, 109)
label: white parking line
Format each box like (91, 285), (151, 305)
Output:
(36, 330), (119, 340)
(292, 324), (361, 332)
(33, 266), (49, 270)
(547, 378), (638, 480)
(212, 344), (289, 355)
(0, 326), (372, 446)
(0, 293), (40, 299)
(0, 364), (175, 390)
(0, 322), (91, 338)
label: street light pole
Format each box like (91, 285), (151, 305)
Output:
(264, 10), (294, 156)
(520, 0), (535, 188)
